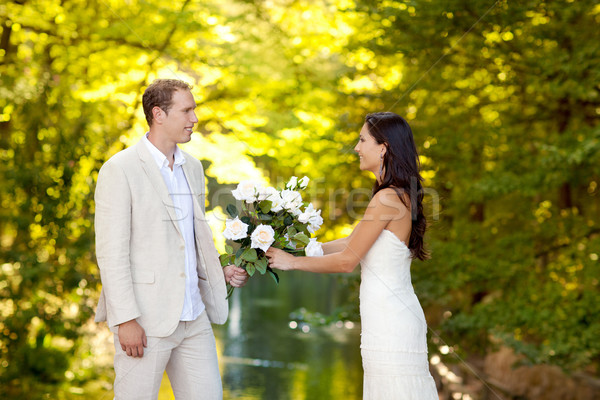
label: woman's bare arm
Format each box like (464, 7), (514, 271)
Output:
(266, 189), (410, 273)
(321, 237), (349, 255)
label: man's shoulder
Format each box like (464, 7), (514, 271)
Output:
(97, 143), (142, 182)
(102, 142), (140, 168)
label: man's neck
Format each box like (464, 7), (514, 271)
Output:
(147, 130), (177, 169)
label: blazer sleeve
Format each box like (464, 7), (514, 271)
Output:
(95, 159), (141, 328)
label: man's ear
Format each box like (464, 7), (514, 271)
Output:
(152, 106), (164, 124)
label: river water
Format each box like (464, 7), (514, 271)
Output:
(214, 270), (363, 400)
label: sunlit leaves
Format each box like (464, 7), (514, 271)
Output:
(1, 1), (599, 396)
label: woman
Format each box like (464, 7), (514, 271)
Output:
(266, 112), (438, 399)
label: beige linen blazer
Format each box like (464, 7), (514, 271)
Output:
(94, 139), (228, 337)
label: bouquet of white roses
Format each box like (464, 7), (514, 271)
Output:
(220, 176), (324, 295)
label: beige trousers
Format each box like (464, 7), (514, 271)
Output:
(112, 311), (222, 400)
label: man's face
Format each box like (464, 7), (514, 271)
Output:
(162, 89), (198, 144)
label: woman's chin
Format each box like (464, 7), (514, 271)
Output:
(358, 164), (372, 173)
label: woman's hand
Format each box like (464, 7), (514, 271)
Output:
(265, 247), (296, 271)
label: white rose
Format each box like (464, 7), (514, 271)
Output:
(305, 238), (323, 257)
(298, 212), (310, 224)
(281, 189), (303, 214)
(307, 210), (323, 234)
(298, 203), (316, 224)
(298, 176), (309, 189)
(286, 176), (298, 189)
(232, 181), (259, 203)
(256, 185), (270, 201)
(250, 224), (275, 252)
(263, 187), (284, 212)
(223, 217), (249, 240)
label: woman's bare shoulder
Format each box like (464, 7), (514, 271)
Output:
(372, 187), (407, 205)
(369, 188), (410, 220)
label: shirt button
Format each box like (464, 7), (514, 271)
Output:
(180, 245), (185, 250)
(180, 273), (186, 278)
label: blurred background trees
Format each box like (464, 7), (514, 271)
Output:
(1, 0), (598, 398)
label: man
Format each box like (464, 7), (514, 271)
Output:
(94, 79), (248, 399)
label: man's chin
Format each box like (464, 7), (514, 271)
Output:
(178, 134), (193, 143)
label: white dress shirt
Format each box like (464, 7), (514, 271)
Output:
(143, 134), (205, 321)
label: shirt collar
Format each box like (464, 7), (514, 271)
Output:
(143, 133), (186, 169)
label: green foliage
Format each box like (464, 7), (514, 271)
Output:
(1, 0), (599, 396)
(226, 203), (238, 218)
(293, 232), (310, 246)
(240, 248), (258, 263)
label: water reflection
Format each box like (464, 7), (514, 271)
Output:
(215, 270), (363, 400)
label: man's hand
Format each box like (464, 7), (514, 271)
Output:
(223, 265), (249, 288)
(118, 319), (147, 357)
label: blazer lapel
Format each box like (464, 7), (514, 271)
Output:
(182, 155), (205, 217)
(182, 156), (211, 262)
(135, 140), (183, 238)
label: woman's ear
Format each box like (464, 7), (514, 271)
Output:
(380, 144), (387, 157)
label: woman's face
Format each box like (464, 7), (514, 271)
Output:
(354, 123), (385, 173)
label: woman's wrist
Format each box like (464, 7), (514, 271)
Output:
(290, 257), (298, 271)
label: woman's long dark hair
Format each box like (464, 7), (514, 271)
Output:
(365, 112), (429, 261)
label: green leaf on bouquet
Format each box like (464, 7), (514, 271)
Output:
(267, 267), (279, 285)
(287, 226), (297, 236)
(234, 255), (243, 267)
(240, 237), (251, 248)
(259, 200), (272, 213)
(226, 285), (235, 299)
(246, 263), (256, 277)
(258, 213), (273, 221)
(241, 216), (251, 225)
(255, 257), (268, 274)
(294, 223), (309, 235)
(226, 204), (238, 218)
(225, 245), (234, 255)
(271, 219), (283, 230)
(235, 247), (244, 258)
(241, 247), (258, 262)
(293, 232), (310, 246)
(284, 216), (293, 226)
(219, 254), (230, 267)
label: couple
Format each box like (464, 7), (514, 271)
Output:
(94, 78), (436, 399)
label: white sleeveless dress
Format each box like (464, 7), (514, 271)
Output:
(360, 229), (438, 399)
